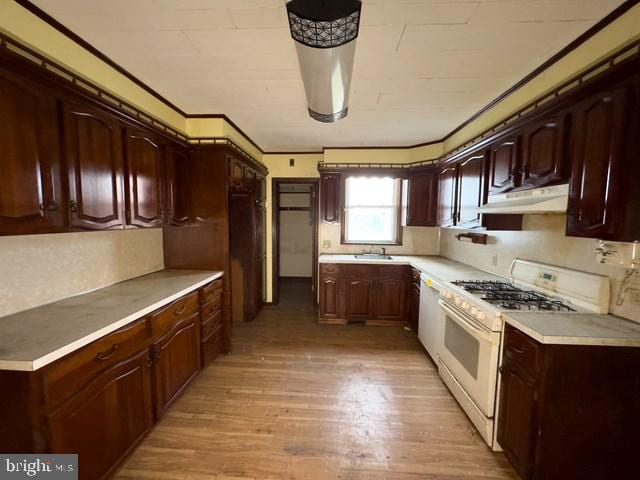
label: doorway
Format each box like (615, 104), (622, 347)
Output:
(272, 178), (319, 306)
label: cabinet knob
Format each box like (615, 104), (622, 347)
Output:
(70, 201), (79, 213)
(39, 201), (58, 212)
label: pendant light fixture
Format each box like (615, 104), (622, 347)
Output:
(286, 0), (362, 123)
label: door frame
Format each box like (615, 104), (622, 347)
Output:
(271, 178), (319, 305)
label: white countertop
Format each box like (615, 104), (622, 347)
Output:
(319, 254), (502, 284)
(319, 254), (640, 347)
(0, 269), (223, 371)
(504, 312), (640, 347)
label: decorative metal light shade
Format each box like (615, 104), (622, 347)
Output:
(286, 0), (362, 123)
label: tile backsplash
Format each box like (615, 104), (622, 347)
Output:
(0, 229), (164, 318)
(319, 224), (440, 255)
(440, 215), (640, 322)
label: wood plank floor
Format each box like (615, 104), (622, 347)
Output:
(115, 282), (517, 480)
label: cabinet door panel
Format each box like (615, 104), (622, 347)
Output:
(497, 361), (538, 480)
(320, 174), (341, 224)
(456, 152), (487, 229)
(521, 113), (570, 189)
(344, 277), (374, 320)
(375, 277), (406, 321)
(0, 68), (64, 234)
(567, 86), (630, 238)
(125, 130), (165, 227)
(319, 276), (340, 318)
(47, 350), (153, 480)
(437, 165), (457, 227)
(165, 146), (191, 226)
(152, 316), (200, 418)
(488, 138), (520, 195)
(407, 169), (438, 226)
(63, 103), (125, 230)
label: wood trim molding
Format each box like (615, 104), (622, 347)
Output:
(9, 0), (640, 156)
(440, 39), (640, 165)
(271, 178), (320, 306)
(13, 0), (188, 116)
(441, 0), (640, 143)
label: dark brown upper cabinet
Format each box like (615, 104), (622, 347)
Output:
(0, 68), (64, 235)
(567, 78), (640, 241)
(124, 129), (166, 228)
(437, 165), (458, 227)
(456, 152), (488, 229)
(62, 102), (126, 231)
(488, 137), (520, 195)
(320, 173), (341, 224)
(165, 146), (191, 226)
(406, 168), (438, 226)
(520, 113), (570, 189)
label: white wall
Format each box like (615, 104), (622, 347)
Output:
(440, 215), (640, 322)
(0, 229), (164, 318)
(280, 210), (313, 277)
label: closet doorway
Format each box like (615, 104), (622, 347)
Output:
(271, 179), (319, 306)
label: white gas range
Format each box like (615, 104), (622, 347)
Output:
(436, 259), (610, 450)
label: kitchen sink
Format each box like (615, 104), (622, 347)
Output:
(354, 254), (393, 260)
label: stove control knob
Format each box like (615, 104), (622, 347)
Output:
(476, 311), (486, 321)
(454, 297), (462, 305)
(470, 307), (478, 316)
(462, 301), (470, 310)
(443, 290), (453, 299)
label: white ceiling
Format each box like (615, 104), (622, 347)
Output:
(32, 0), (625, 151)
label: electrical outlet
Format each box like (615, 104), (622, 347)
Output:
(322, 240), (331, 249)
(491, 254), (498, 267)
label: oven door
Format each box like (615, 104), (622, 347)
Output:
(438, 300), (501, 417)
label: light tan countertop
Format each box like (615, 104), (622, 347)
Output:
(319, 254), (640, 347)
(318, 254), (502, 284)
(0, 269), (223, 371)
(504, 312), (640, 347)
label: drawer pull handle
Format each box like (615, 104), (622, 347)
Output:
(510, 345), (528, 354)
(96, 344), (119, 360)
(174, 304), (186, 315)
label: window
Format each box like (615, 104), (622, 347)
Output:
(342, 176), (402, 244)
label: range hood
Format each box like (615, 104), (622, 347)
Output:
(478, 184), (569, 214)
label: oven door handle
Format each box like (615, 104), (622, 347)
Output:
(439, 300), (497, 343)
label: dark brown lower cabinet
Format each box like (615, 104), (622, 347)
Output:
(200, 278), (224, 366)
(407, 269), (421, 332)
(318, 263), (409, 325)
(47, 349), (154, 480)
(498, 324), (640, 480)
(151, 312), (201, 418)
(0, 278), (224, 480)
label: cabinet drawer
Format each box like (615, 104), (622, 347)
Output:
(201, 324), (223, 366)
(200, 279), (223, 305)
(504, 325), (543, 376)
(149, 291), (199, 339)
(44, 318), (150, 409)
(201, 295), (222, 319)
(201, 310), (222, 339)
(320, 263), (339, 275)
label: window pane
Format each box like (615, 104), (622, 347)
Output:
(345, 207), (397, 242)
(345, 177), (397, 206)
